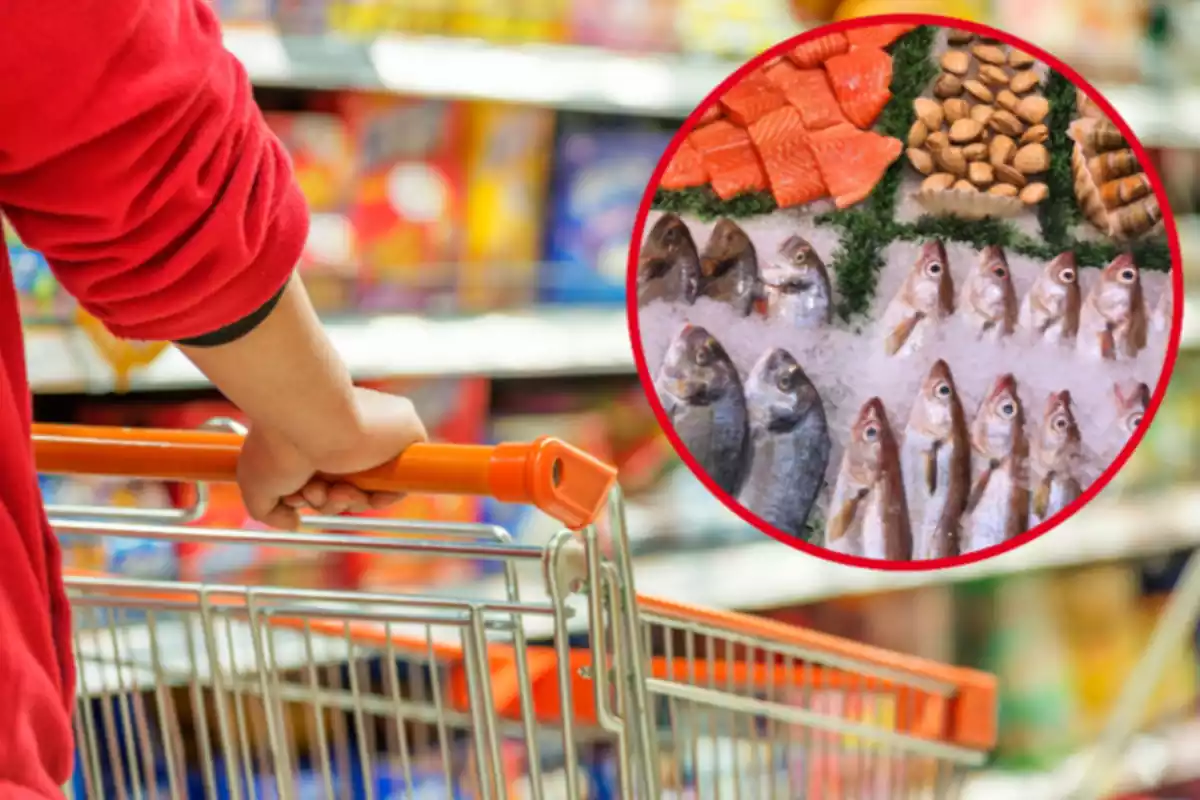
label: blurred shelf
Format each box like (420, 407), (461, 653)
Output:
(223, 26), (736, 117)
(964, 716), (1200, 799)
(25, 307), (632, 393)
(1097, 84), (1200, 149)
(450, 487), (1200, 640)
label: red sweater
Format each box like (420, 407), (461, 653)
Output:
(0, 1), (308, 794)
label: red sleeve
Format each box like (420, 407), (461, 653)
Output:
(0, 0), (308, 342)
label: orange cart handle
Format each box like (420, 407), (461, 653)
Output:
(32, 424), (618, 530)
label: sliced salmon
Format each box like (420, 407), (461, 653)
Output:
(780, 69), (848, 131)
(660, 139), (709, 190)
(846, 24), (917, 50)
(787, 32), (850, 68)
(698, 103), (723, 124)
(719, 72), (787, 127)
(689, 121), (769, 200)
(747, 106), (828, 208)
(763, 59), (802, 88)
(808, 123), (903, 209)
(824, 47), (893, 129)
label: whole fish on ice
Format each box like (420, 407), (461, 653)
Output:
(825, 398), (912, 561)
(1029, 391), (1083, 527)
(1019, 251), (1081, 344)
(637, 213), (702, 308)
(700, 218), (760, 317)
(962, 374), (1030, 553)
(737, 348), (831, 538)
(1078, 252), (1147, 360)
(961, 245), (1018, 341)
(654, 325), (749, 497)
(761, 234), (832, 328)
(881, 240), (954, 357)
(1113, 381), (1150, 437)
(902, 360), (970, 560)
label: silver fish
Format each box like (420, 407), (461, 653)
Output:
(1078, 252), (1148, 360)
(902, 360), (970, 560)
(961, 245), (1018, 340)
(962, 374), (1029, 553)
(654, 325), (748, 496)
(1019, 251), (1081, 344)
(761, 235), (832, 327)
(1030, 390), (1083, 527)
(825, 398), (912, 561)
(736, 348), (831, 537)
(700, 218), (760, 317)
(882, 240), (954, 357)
(637, 213), (702, 308)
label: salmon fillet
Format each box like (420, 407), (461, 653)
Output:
(780, 68), (848, 131)
(719, 71), (787, 127)
(846, 24), (917, 50)
(787, 32), (850, 68)
(660, 139), (709, 190)
(747, 106), (828, 208)
(689, 121), (769, 200)
(807, 123), (903, 208)
(698, 103), (723, 124)
(824, 47), (893, 129)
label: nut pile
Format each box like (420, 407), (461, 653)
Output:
(1070, 89), (1161, 240)
(907, 29), (1051, 216)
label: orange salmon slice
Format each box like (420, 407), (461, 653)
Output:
(719, 72), (787, 127)
(689, 121), (769, 201)
(748, 106), (828, 208)
(808, 123), (903, 208)
(660, 139), (709, 190)
(846, 24), (918, 50)
(787, 32), (850, 68)
(824, 47), (894, 129)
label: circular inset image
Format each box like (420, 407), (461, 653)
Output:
(630, 16), (1182, 569)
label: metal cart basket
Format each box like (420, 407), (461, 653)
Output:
(33, 422), (998, 799)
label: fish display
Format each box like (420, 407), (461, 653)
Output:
(902, 360), (971, 560)
(664, 32), (907, 209)
(1019, 251), (1081, 344)
(1029, 391), (1083, 527)
(826, 398), (912, 561)
(699, 219), (761, 317)
(962, 374), (1030, 553)
(761, 234), (833, 328)
(737, 348), (831, 537)
(881, 240), (954, 356)
(1113, 381), (1150, 437)
(654, 325), (749, 497)
(637, 213), (702, 308)
(1078, 253), (1148, 361)
(961, 245), (1018, 340)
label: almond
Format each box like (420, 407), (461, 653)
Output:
(953, 179), (977, 192)
(970, 104), (995, 125)
(964, 142), (988, 161)
(963, 79), (994, 103)
(926, 130), (951, 151)
(1020, 182), (1049, 204)
(944, 98), (970, 123)
(990, 110), (1024, 137)
(1015, 95), (1050, 125)
(989, 183), (1019, 197)
(989, 134), (1016, 166)
(936, 146), (968, 177)
(947, 29), (975, 45)
(922, 173), (956, 192)
(908, 148), (935, 175)
(995, 163), (1027, 187)
(1013, 142), (1050, 174)
(914, 98), (945, 131)
(935, 73), (964, 98)
(1020, 124), (1049, 145)
(979, 64), (1010, 87)
(1010, 70), (1040, 94)
(949, 118), (984, 143)
(942, 50), (970, 75)
(969, 161), (995, 186)
(996, 89), (1019, 111)
(908, 120), (929, 148)
(1008, 49), (1036, 69)
(972, 43), (1007, 64)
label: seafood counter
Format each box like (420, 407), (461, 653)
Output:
(639, 22), (1175, 563)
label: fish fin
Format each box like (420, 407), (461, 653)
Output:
(884, 312), (925, 356)
(826, 489), (866, 543)
(1099, 323), (1115, 360)
(1037, 315), (1055, 335)
(924, 441), (941, 495)
(1032, 472), (1054, 519)
(965, 461), (997, 513)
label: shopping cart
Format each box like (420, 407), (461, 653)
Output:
(33, 422), (998, 799)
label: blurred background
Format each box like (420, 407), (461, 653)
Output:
(15, 0), (1200, 797)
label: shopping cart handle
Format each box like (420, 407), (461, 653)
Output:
(31, 424), (618, 529)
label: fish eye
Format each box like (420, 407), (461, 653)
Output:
(1130, 413), (1144, 429)
(1059, 268), (1075, 283)
(1120, 268), (1136, 283)
(777, 367), (797, 392)
(694, 342), (714, 366)
(1053, 415), (1068, 430)
(999, 401), (1016, 418)
(935, 382), (951, 398)
(863, 425), (879, 442)
(927, 261), (942, 276)
(992, 266), (1007, 278)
